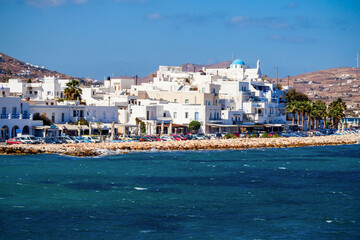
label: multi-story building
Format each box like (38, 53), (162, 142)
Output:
(0, 97), (43, 140)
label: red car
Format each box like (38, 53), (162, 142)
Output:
(6, 137), (22, 145)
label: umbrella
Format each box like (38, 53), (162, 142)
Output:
(161, 121), (164, 135)
(89, 121), (92, 135)
(78, 122), (81, 136)
(138, 122), (142, 136)
(110, 121), (115, 140)
(169, 121), (172, 134)
(153, 121), (157, 135)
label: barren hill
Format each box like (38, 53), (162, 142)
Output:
(275, 67), (360, 107)
(0, 52), (73, 81)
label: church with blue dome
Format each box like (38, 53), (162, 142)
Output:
(230, 59), (245, 69)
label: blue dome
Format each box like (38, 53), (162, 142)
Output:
(232, 59), (245, 65)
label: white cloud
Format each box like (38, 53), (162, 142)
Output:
(114, 0), (147, 3)
(229, 16), (290, 29)
(27, 0), (66, 7)
(73, 0), (88, 4)
(146, 13), (162, 20)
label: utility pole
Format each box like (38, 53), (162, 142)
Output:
(287, 75), (290, 88)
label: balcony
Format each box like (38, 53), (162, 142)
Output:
(1, 113), (32, 120)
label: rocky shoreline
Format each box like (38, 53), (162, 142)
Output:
(1, 134), (359, 157)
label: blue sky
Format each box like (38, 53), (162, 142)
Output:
(1, 0), (359, 80)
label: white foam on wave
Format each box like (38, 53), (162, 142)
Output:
(134, 187), (148, 191)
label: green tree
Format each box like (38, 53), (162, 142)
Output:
(304, 100), (312, 131)
(64, 79), (82, 100)
(285, 88), (309, 102)
(286, 100), (298, 125)
(328, 98), (347, 128)
(189, 121), (201, 133)
(311, 101), (327, 129)
(33, 112), (52, 126)
(27, 79), (32, 83)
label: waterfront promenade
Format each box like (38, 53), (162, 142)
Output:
(1, 134), (359, 157)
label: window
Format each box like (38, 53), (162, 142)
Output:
(194, 112), (199, 121)
(47, 91), (51, 96)
(80, 110), (84, 118)
(61, 113), (65, 122)
(51, 113), (55, 123)
(210, 113), (212, 120)
(12, 107), (17, 115)
(2, 107), (6, 114)
(73, 110), (77, 117)
(185, 99), (189, 104)
(34, 91), (38, 95)
(174, 99), (177, 103)
(173, 112), (177, 118)
(29, 91), (32, 94)
(185, 112), (188, 118)
(163, 112), (166, 117)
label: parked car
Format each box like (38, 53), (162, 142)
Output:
(82, 136), (101, 143)
(21, 135), (41, 144)
(43, 137), (57, 144)
(51, 137), (62, 144)
(6, 137), (22, 145)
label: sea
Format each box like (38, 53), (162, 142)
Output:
(0, 145), (359, 240)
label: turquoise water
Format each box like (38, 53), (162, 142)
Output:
(0, 145), (360, 239)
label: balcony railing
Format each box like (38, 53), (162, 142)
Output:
(1, 113), (32, 120)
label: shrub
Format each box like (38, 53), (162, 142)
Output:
(75, 118), (89, 126)
(250, 133), (258, 138)
(189, 121), (201, 133)
(33, 113), (52, 126)
(272, 134), (279, 138)
(261, 132), (269, 138)
(231, 134), (237, 138)
(224, 133), (231, 139)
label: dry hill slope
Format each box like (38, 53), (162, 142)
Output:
(276, 67), (360, 106)
(0, 52), (73, 81)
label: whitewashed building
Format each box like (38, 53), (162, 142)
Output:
(0, 97), (43, 140)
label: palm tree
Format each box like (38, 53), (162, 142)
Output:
(286, 101), (298, 125)
(304, 101), (312, 131)
(64, 79), (82, 100)
(296, 101), (307, 131)
(328, 98), (347, 128)
(312, 101), (327, 129)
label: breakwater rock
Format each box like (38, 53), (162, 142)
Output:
(1, 134), (359, 157)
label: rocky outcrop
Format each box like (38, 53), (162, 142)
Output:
(1, 135), (359, 157)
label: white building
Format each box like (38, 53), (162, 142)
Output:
(0, 97), (43, 140)
(4, 76), (72, 100)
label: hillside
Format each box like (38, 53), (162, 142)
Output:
(0, 52), (73, 81)
(275, 67), (360, 107)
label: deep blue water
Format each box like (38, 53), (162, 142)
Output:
(0, 145), (360, 239)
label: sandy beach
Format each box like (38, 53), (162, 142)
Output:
(1, 134), (359, 157)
